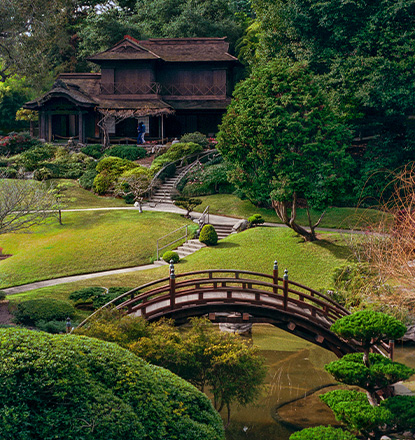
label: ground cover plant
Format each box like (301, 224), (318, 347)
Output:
(0, 328), (225, 440)
(0, 210), (193, 288)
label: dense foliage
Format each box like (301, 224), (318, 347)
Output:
(218, 58), (353, 240)
(106, 144), (147, 161)
(173, 196), (202, 218)
(76, 313), (267, 423)
(150, 142), (203, 174)
(69, 286), (131, 310)
(12, 298), (75, 326)
(0, 328), (225, 440)
(290, 425), (358, 440)
(93, 156), (139, 194)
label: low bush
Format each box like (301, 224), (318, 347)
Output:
(0, 132), (41, 155)
(248, 214), (265, 226)
(16, 143), (57, 171)
(79, 168), (98, 190)
(181, 162), (234, 196)
(33, 166), (53, 181)
(93, 156), (139, 195)
(69, 286), (131, 310)
(162, 251), (180, 263)
(199, 224), (218, 246)
(81, 144), (103, 159)
(13, 298), (76, 326)
(0, 291), (6, 300)
(106, 145), (147, 161)
(290, 426), (358, 440)
(36, 319), (67, 334)
(150, 142), (203, 174)
(0, 166), (18, 178)
(180, 131), (209, 148)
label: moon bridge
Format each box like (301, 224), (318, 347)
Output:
(79, 262), (393, 358)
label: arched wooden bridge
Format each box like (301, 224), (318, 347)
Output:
(79, 262), (393, 358)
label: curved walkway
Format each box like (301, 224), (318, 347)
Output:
(2, 203), (355, 295)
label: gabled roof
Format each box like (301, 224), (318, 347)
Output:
(88, 35), (238, 63)
(24, 76), (99, 110)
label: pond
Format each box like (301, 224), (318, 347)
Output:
(222, 324), (415, 440)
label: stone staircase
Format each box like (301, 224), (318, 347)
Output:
(148, 165), (190, 205)
(174, 222), (235, 259)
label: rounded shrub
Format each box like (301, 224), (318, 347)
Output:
(13, 298), (75, 326)
(290, 426), (358, 440)
(199, 224), (218, 246)
(162, 251), (180, 263)
(180, 131), (209, 148)
(0, 291), (6, 301)
(0, 328), (225, 440)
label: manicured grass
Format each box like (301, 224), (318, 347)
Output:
(0, 210), (193, 288)
(194, 194), (387, 229)
(9, 227), (352, 304)
(53, 179), (128, 209)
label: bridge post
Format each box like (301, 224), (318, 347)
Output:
(169, 260), (176, 310)
(273, 260), (278, 294)
(283, 269), (288, 311)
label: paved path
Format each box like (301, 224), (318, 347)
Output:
(3, 203), (356, 295)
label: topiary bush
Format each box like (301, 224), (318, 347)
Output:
(180, 131), (209, 148)
(162, 250), (180, 263)
(248, 214), (265, 226)
(199, 224), (218, 246)
(0, 328), (225, 440)
(106, 145), (147, 161)
(290, 426), (358, 440)
(13, 298), (75, 326)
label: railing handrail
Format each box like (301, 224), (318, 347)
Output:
(149, 149), (218, 199)
(198, 205), (209, 229)
(156, 224), (189, 261)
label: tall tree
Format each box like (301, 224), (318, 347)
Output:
(251, 0), (415, 200)
(217, 58), (353, 241)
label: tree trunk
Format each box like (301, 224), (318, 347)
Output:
(272, 195), (319, 241)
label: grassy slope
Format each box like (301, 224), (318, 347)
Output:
(0, 210), (193, 288)
(194, 194), (386, 229)
(9, 227), (352, 303)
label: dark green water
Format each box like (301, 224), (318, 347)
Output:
(223, 325), (415, 440)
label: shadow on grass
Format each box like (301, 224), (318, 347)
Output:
(215, 242), (240, 249)
(312, 238), (351, 260)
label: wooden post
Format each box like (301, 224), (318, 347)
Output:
(169, 260), (176, 310)
(273, 260), (278, 294)
(283, 269), (288, 311)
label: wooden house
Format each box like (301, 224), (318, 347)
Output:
(24, 36), (239, 143)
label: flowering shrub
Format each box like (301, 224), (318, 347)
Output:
(0, 132), (41, 155)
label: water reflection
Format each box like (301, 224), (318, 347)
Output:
(223, 325), (415, 440)
(223, 324), (344, 440)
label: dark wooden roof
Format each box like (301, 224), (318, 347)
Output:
(88, 35), (238, 63)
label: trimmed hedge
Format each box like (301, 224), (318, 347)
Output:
(0, 328), (225, 440)
(199, 224), (218, 246)
(13, 298), (75, 326)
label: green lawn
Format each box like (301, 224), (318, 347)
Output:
(194, 194), (387, 229)
(9, 227), (352, 303)
(54, 179), (128, 208)
(0, 210), (193, 288)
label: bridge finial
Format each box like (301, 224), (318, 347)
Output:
(169, 260), (175, 279)
(273, 260), (278, 270)
(283, 269), (288, 280)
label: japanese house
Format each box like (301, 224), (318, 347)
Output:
(24, 35), (239, 143)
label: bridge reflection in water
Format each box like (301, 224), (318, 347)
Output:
(79, 261), (392, 358)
